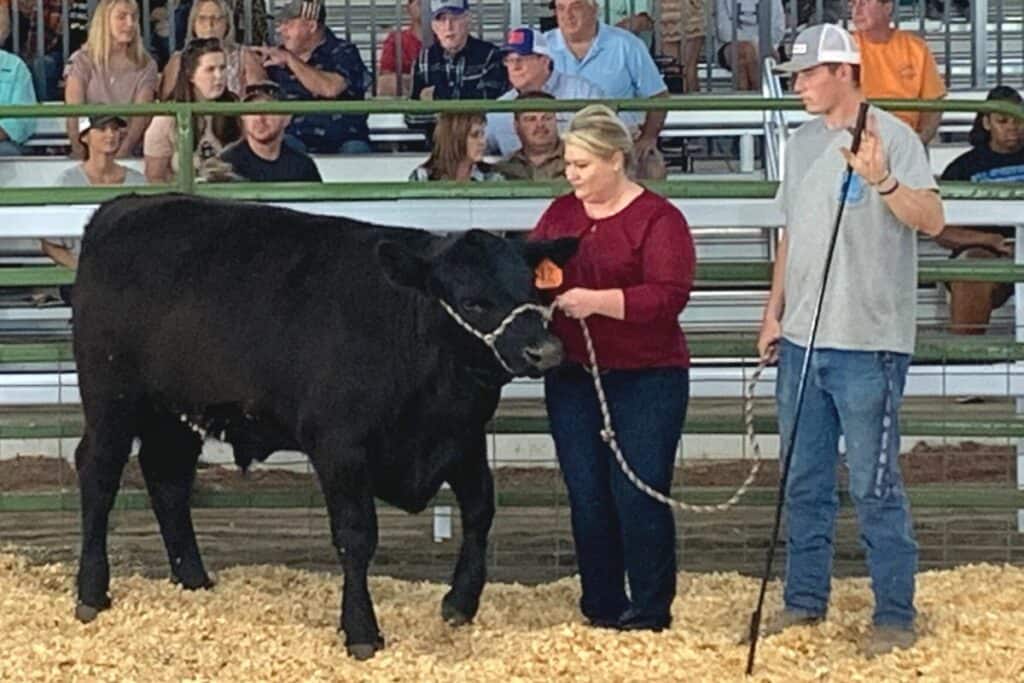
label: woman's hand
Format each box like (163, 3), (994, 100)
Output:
(555, 288), (624, 320)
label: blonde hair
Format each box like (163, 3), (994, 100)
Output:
(424, 112), (486, 180)
(187, 0), (237, 49)
(87, 0), (151, 69)
(563, 104), (634, 170)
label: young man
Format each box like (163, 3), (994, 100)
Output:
(851, 0), (946, 144)
(411, 0), (507, 101)
(255, 0), (372, 153)
(758, 23), (944, 656)
(494, 92), (565, 180)
(220, 81), (322, 182)
(487, 27), (603, 157)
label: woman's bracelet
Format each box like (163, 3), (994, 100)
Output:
(878, 179), (900, 196)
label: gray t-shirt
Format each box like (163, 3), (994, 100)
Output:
(777, 106), (937, 354)
(51, 165), (146, 256)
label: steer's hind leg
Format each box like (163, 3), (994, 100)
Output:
(137, 409), (212, 590)
(442, 430), (495, 626)
(309, 434), (383, 660)
(75, 401), (137, 622)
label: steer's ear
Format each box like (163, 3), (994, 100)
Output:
(519, 237), (579, 268)
(377, 240), (431, 291)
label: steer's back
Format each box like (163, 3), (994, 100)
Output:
(72, 194), (433, 418)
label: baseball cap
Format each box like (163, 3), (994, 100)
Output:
(774, 24), (860, 74)
(430, 0), (469, 18)
(77, 115), (127, 141)
(276, 0), (326, 23)
(501, 27), (551, 57)
(242, 80), (283, 102)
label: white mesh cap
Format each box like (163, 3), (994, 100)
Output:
(774, 23), (860, 73)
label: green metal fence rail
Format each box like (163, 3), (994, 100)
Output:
(0, 96), (1021, 195)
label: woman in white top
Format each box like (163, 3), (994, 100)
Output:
(145, 37), (242, 183)
(43, 115), (146, 270)
(158, 0), (264, 100)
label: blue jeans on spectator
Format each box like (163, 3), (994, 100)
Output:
(32, 51), (63, 101)
(283, 135), (372, 155)
(0, 140), (24, 156)
(777, 338), (918, 628)
(545, 364), (688, 629)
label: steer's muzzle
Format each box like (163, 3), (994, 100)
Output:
(522, 337), (564, 373)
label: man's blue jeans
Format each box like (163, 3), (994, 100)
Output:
(777, 339), (918, 628)
(545, 364), (688, 628)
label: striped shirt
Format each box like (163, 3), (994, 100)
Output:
(411, 36), (508, 101)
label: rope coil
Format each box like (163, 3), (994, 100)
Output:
(579, 319), (764, 514)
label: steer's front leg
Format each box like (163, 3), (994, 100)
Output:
(310, 436), (383, 660)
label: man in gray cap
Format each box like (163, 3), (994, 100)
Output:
(253, 0), (372, 153)
(411, 0), (507, 101)
(755, 23), (944, 656)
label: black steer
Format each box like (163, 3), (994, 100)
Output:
(70, 194), (577, 659)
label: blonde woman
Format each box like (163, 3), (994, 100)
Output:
(64, 0), (158, 158)
(409, 112), (502, 181)
(158, 0), (265, 100)
(529, 104), (695, 631)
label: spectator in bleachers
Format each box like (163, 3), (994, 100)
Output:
(254, 0), (372, 153)
(487, 27), (603, 158)
(41, 115), (146, 269)
(605, 0), (655, 49)
(409, 112), (502, 180)
(64, 0), (159, 159)
(546, 0), (668, 161)
(938, 85), (1024, 335)
(159, 0), (265, 100)
(494, 92), (565, 180)
(714, 0), (785, 91)
(0, 0), (64, 100)
(377, 0), (423, 97)
(851, 0), (946, 144)
(220, 80), (322, 181)
(0, 45), (38, 155)
(174, 0), (270, 50)
(411, 0), (508, 101)
(144, 37), (241, 182)
(529, 103), (694, 633)
(660, 0), (707, 93)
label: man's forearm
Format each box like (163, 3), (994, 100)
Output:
(918, 110), (942, 145)
(876, 178), (945, 236)
(288, 54), (346, 98)
(764, 231), (787, 322)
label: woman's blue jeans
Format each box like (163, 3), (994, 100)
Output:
(545, 364), (689, 628)
(777, 339), (918, 628)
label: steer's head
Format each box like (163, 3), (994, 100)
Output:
(378, 229), (578, 378)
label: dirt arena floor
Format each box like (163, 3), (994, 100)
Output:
(1, 550), (1022, 682)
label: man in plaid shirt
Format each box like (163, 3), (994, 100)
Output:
(411, 0), (507, 101)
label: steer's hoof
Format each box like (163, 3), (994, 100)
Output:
(346, 636), (385, 661)
(74, 598), (110, 624)
(171, 573), (216, 591)
(441, 594), (474, 627)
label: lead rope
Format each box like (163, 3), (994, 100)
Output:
(579, 319), (764, 513)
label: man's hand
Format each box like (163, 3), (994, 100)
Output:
(254, 46), (291, 69)
(757, 316), (782, 363)
(419, 85), (436, 101)
(839, 113), (889, 186)
(555, 288), (602, 319)
(633, 136), (658, 163)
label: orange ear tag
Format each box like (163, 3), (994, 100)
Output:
(534, 258), (563, 290)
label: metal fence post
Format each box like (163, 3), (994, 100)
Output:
(971, 0), (989, 89)
(175, 106), (195, 193)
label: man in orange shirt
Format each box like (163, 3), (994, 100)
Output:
(851, 0), (946, 144)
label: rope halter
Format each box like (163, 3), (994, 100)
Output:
(437, 299), (554, 375)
